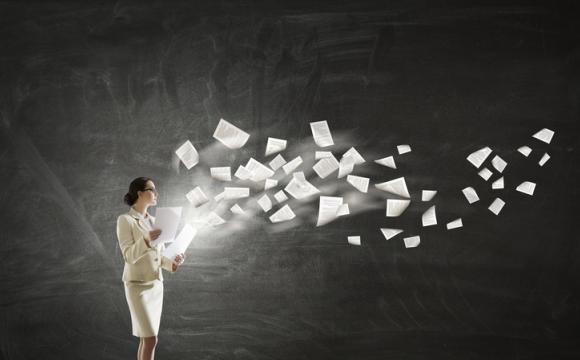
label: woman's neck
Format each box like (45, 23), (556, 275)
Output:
(132, 203), (149, 217)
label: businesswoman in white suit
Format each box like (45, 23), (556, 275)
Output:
(117, 177), (185, 360)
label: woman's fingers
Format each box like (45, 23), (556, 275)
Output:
(149, 229), (162, 240)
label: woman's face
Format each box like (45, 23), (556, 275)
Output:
(138, 180), (158, 206)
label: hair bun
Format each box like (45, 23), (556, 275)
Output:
(123, 192), (136, 206)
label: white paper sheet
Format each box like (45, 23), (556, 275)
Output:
(403, 236), (420, 248)
(205, 211), (226, 226)
(462, 187), (479, 204)
(162, 224), (196, 261)
(313, 155), (339, 179)
(386, 199), (410, 217)
(532, 128), (554, 144)
(224, 187), (250, 200)
(282, 156), (303, 174)
(310, 120), (334, 147)
(467, 146), (492, 168)
(342, 147), (365, 165)
(397, 144), (412, 155)
(186, 186), (209, 207)
(380, 228), (403, 240)
(269, 204), (296, 223)
(346, 175), (369, 193)
(375, 177), (410, 198)
(293, 172), (306, 181)
(516, 181), (536, 196)
(478, 167), (492, 181)
(421, 190), (437, 202)
(337, 203), (350, 216)
(337, 156), (355, 178)
(230, 204), (245, 215)
(175, 140), (199, 170)
(234, 165), (252, 180)
(538, 153), (550, 167)
(315, 151), (333, 160)
(492, 177), (504, 189)
(151, 207), (182, 246)
(274, 190), (288, 203)
(446, 218), (463, 230)
(213, 118), (250, 149)
(246, 158), (275, 181)
(491, 155), (507, 173)
(421, 205), (437, 227)
(374, 156), (396, 169)
(264, 178), (278, 190)
(347, 236), (361, 246)
(265, 137), (287, 156)
(210, 167), (232, 181)
(284, 177), (320, 199)
(257, 194), (272, 212)
(517, 146), (532, 157)
(488, 198), (505, 215)
(317, 196), (344, 226)
(268, 154), (287, 171)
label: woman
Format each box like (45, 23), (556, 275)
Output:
(116, 177), (185, 360)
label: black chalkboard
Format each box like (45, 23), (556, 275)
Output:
(1, 1), (579, 359)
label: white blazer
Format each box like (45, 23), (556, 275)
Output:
(116, 207), (175, 282)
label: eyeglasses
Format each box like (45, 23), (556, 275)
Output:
(143, 188), (158, 195)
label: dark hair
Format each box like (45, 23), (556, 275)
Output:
(124, 177), (153, 206)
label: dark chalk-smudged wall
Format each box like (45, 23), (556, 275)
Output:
(1, 1), (579, 359)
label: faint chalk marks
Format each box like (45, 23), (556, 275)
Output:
(367, 23), (394, 74)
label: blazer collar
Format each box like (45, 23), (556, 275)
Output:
(129, 207), (151, 221)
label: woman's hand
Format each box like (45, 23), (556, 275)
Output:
(172, 253), (186, 272)
(144, 229), (162, 247)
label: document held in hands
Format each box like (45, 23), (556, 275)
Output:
(163, 224), (197, 261)
(151, 207), (182, 246)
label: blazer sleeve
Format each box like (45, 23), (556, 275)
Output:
(116, 215), (152, 265)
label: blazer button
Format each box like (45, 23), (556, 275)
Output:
(154, 258), (159, 261)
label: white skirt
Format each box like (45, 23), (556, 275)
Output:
(124, 280), (164, 337)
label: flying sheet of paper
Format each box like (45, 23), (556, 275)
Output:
(492, 177), (504, 189)
(151, 207), (182, 246)
(175, 140), (199, 170)
(342, 147), (365, 165)
(162, 224), (197, 261)
(224, 187), (250, 200)
(264, 178), (278, 190)
(380, 228), (403, 240)
(337, 203), (350, 216)
(257, 194), (272, 212)
(491, 155), (507, 173)
(234, 165), (252, 180)
(210, 167), (232, 181)
(347, 236), (361, 246)
(397, 144), (412, 155)
(478, 167), (492, 181)
(467, 146), (492, 168)
(346, 175), (369, 193)
(283, 156), (303, 175)
(422, 205), (437, 227)
(317, 196), (344, 226)
(488, 198), (505, 215)
(386, 199), (411, 217)
(518, 146), (532, 157)
(421, 190), (437, 202)
(538, 153), (550, 167)
(293, 172), (306, 181)
(374, 156), (396, 169)
(274, 190), (288, 203)
(284, 177), (320, 199)
(230, 204), (245, 215)
(404, 236), (420, 248)
(310, 120), (334, 147)
(205, 212), (226, 226)
(186, 186), (209, 207)
(265, 137), (287, 156)
(446, 218), (463, 230)
(462, 187), (479, 204)
(315, 151), (333, 160)
(212, 118), (250, 149)
(214, 191), (225, 202)
(375, 177), (410, 198)
(337, 156), (355, 178)
(269, 204), (296, 223)
(532, 128), (554, 144)
(268, 154), (287, 171)
(516, 181), (536, 196)
(246, 158), (275, 181)
(313, 155), (339, 179)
